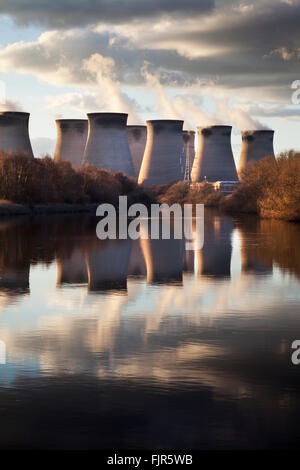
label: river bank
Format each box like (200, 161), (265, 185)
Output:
(0, 201), (100, 216)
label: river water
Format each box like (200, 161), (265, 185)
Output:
(0, 209), (299, 449)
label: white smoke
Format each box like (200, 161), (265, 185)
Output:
(140, 63), (266, 131)
(82, 53), (141, 124)
(0, 98), (24, 112)
(216, 99), (270, 130)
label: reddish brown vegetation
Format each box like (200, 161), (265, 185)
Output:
(0, 152), (154, 206)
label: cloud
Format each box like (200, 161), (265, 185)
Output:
(0, 0), (299, 133)
(0, 1), (299, 101)
(0, 0), (214, 28)
(265, 47), (300, 61)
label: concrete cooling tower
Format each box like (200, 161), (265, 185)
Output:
(138, 120), (184, 186)
(191, 125), (237, 182)
(83, 113), (135, 176)
(53, 119), (88, 168)
(127, 125), (147, 177)
(0, 112), (34, 158)
(238, 130), (275, 177)
(183, 130), (195, 178)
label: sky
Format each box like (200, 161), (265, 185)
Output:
(0, 0), (299, 162)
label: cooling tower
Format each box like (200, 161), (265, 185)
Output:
(191, 125), (237, 182)
(183, 130), (195, 173)
(138, 120), (184, 186)
(0, 111), (34, 157)
(238, 130), (275, 177)
(127, 125), (147, 177)
(83, 113), (135, 176)
(53, 119), (88, 168)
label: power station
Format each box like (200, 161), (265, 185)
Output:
(0, 111), (34, 158)
(238, 130), (275, 177)
(183, 130), (195, 181)
(191, 125), (237, 182)
(127, 125), (147, 177)
(54, 119), (88, 168)
(83, 112), (135, 176)
(138, 120), (184, 186)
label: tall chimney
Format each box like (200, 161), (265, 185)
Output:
(238, 130), (275, 178)
(53, 119), (88, 168)
(0, 111), (34, 158)
(138, 119), (184, 186)
(83, 112), (135, 176)
(127, 125), (147, 177)
(183, 130), (195, 172)
(191, 125), (237, 182)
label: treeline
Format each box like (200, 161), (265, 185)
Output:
(1, 150), (299, 221)
(158, 151), (300, 221)
(223, 151), (300, 221)
(0, 151), (153, 206)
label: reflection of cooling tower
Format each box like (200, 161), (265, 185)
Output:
(57, 249), (88, 285)
(0, 267), (30, 294)
(141, 238), (184, 284)
(127, 125), (147, 177)
(183, 250), (194, 273)
(83, 113), (135, 176)
(238, 130), (275, 177)
(183, 130), (195, 171)
(197, 216), (233, 278)
(191, 125), (237, 182)
(53, 119), (88, 168)
(87, 239), (132, 291)
(0, 112), (34, 157)
(138, 120), (184, 186)
(127, 239), (147, 276)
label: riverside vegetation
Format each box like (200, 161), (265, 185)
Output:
(159, 151), (300, 222)
(0, 150), (299, 221)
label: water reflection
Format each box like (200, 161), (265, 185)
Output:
(87, 239), (132, 292)
(196, 215), (233, 278)
(0, 211), (300, 449)
(141, 237), (184, 285)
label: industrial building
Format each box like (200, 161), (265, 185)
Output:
(0, 111), (34, 158)
(191, 125), (238, 182)
(238, 130), (275, 178)
(138, 119), (184, 186)
(182, 130), (195, 181)
(127, 125), (147, 177)
(83, 112), (135, 177)
(53, 119), (88, 168)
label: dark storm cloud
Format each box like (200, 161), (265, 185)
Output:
(0, 0), (214, 28)
(0, 0), (299, 101)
